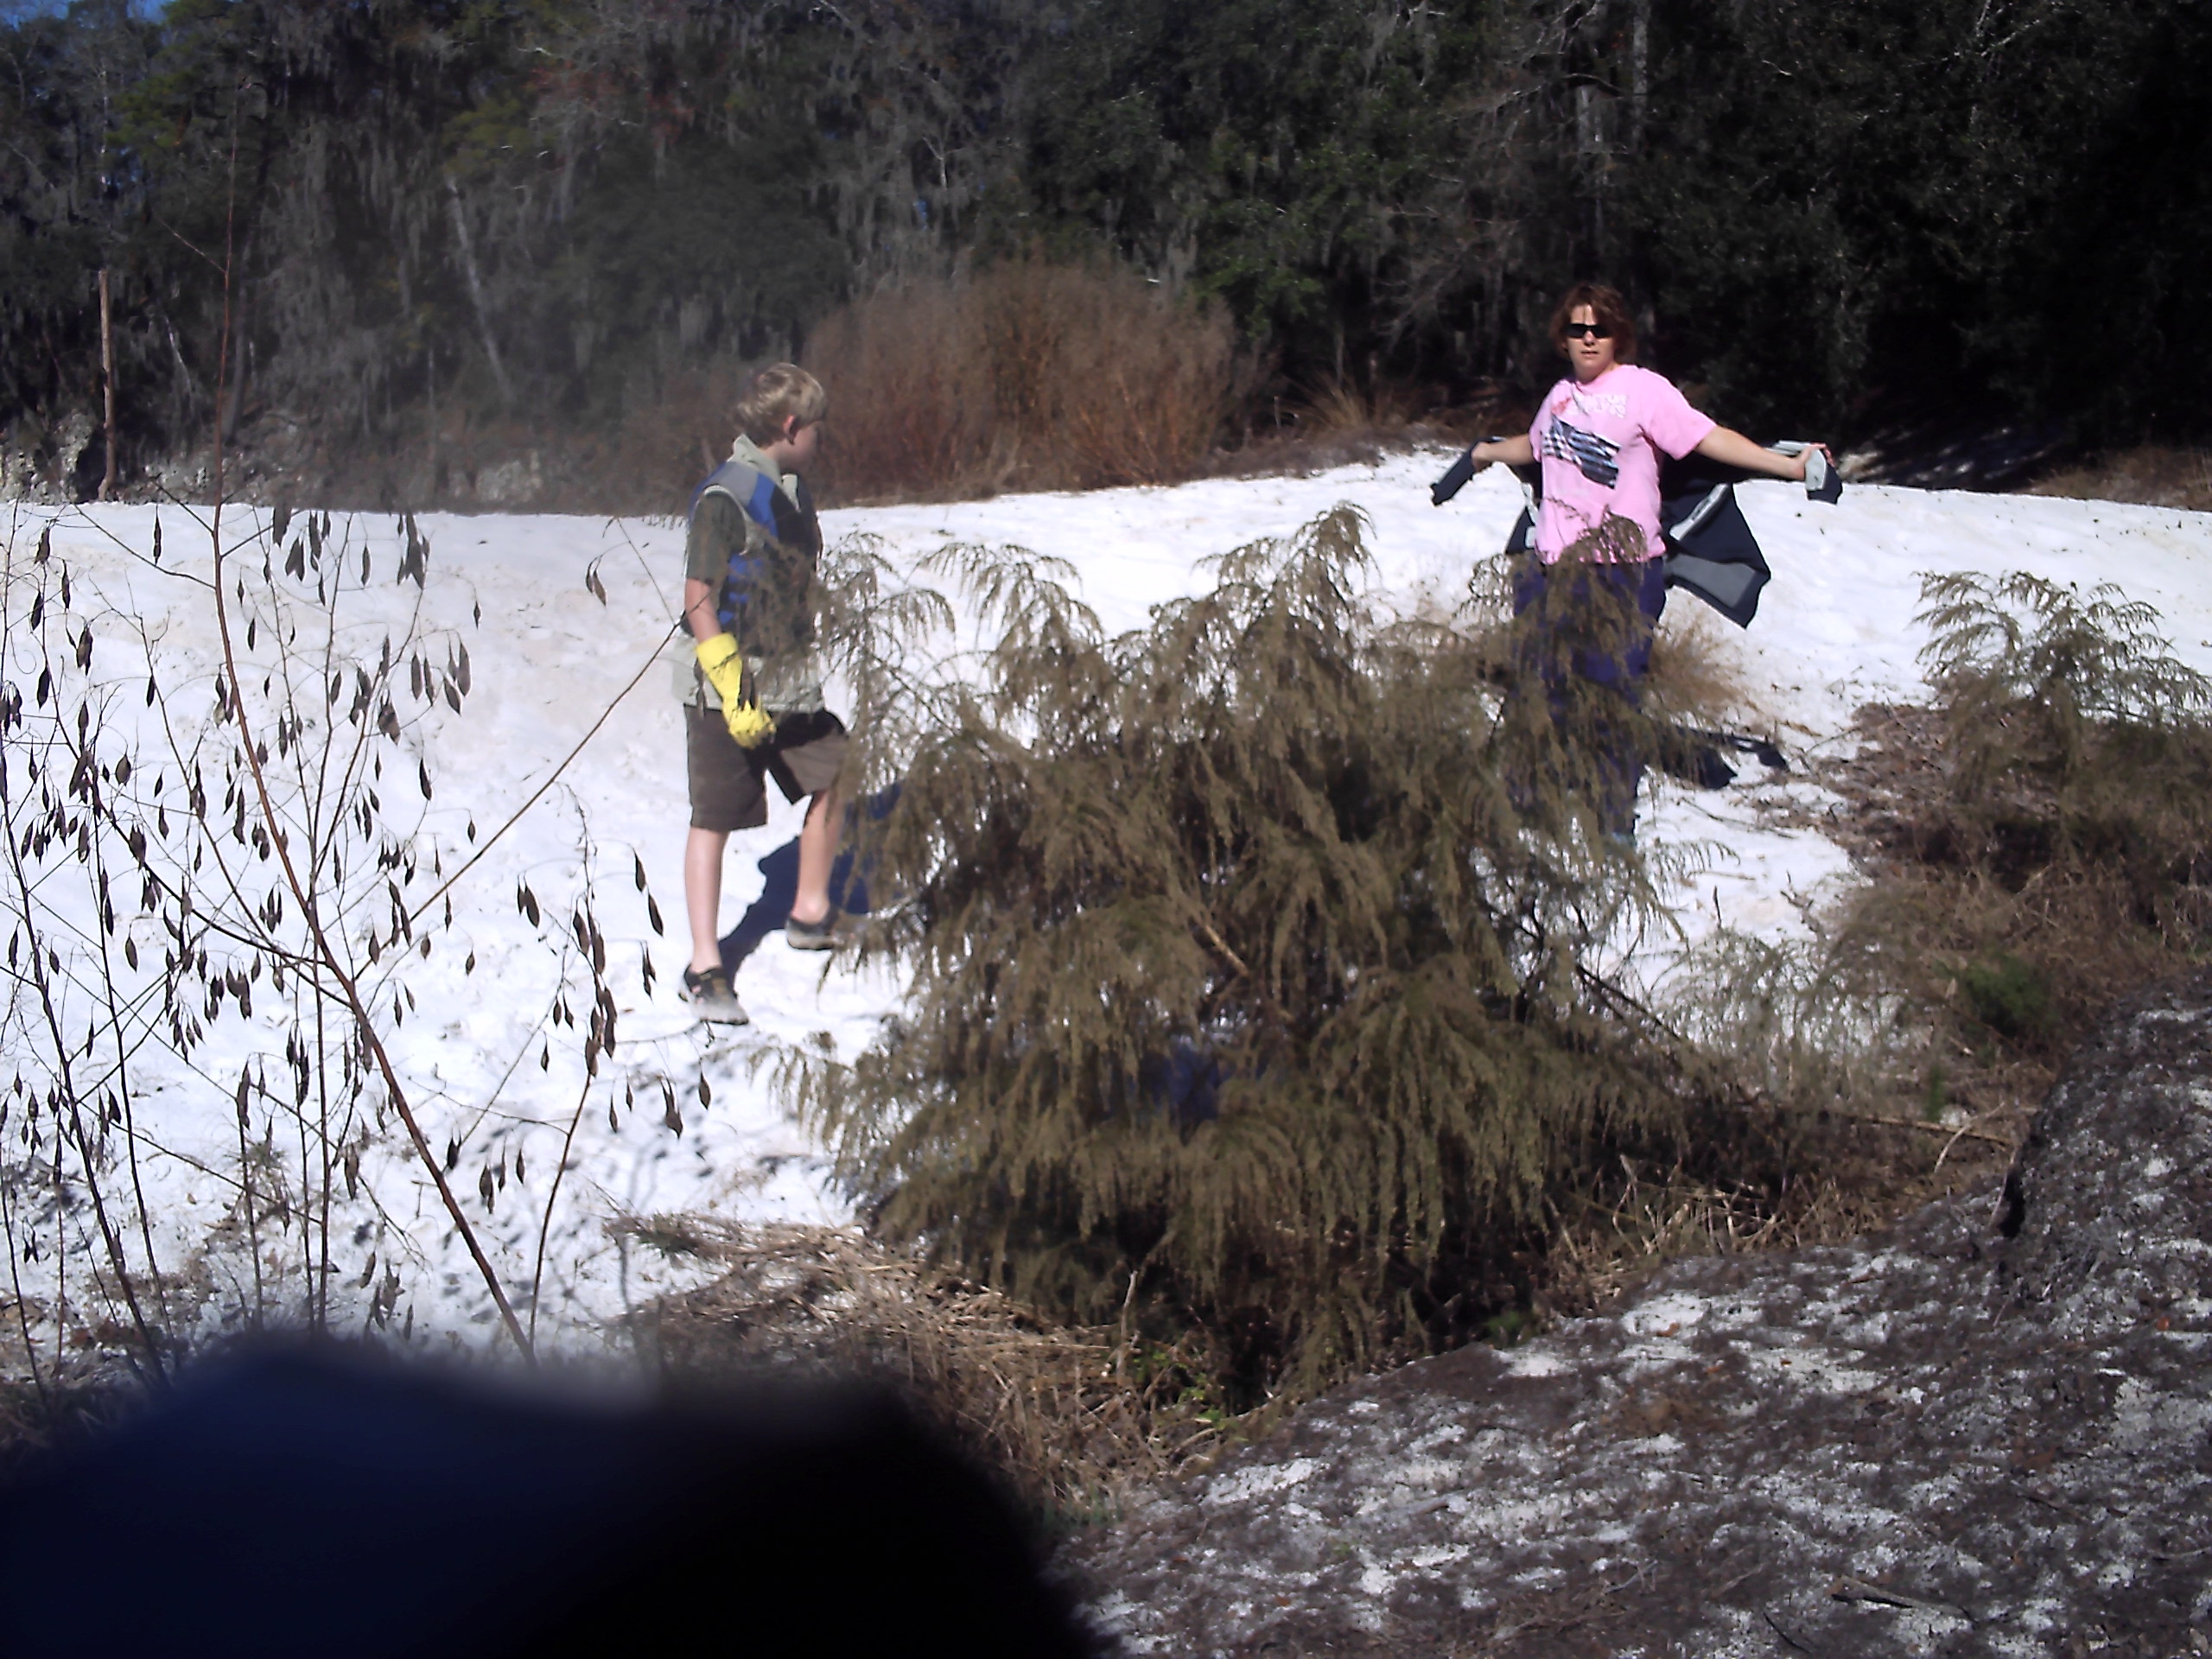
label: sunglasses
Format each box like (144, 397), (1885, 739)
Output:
(1560, 321), (1612, 340)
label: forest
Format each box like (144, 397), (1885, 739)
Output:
(1, 0), (2204, 506)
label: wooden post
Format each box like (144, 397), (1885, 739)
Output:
(99, 266), (118, 501)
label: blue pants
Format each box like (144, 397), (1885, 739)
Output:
(1511, 555), (1668, 686)
(1508, 556), (1668, 832)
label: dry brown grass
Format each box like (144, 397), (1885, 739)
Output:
(2027, 443), (2212, 511)
(618, 1216), (1242, 1518)
(1294, 375), (1423, 434)
(803, 254), (1240, 502)
(1542, 1154), (1894, 1319)
(1194, 380), (1521, 486)
(1531, 1063), (2030, 1333)
(1647, 605), (1761, 727)
(1627, 644), (2211, 1299)
(1611, 622), (2212, 1325)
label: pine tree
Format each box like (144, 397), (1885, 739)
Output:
(802, 507), (1700, 1393)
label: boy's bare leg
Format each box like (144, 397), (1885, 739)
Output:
(790, 787), (844, 925)
(684, 827), (731, 974)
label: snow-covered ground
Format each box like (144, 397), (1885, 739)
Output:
(3, 456), (2207, 1362)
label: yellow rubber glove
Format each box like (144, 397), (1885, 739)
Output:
(694, 633), (775, 748)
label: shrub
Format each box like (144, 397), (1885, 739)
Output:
(1895, 574), (2212, 1067)
(1916, 570), (2212, 900)
(1750, 573), (2212, 1121)
(803, 254), (1237, 500)
(799, 283), (993, 500)
(798, 507), (1709, 1395)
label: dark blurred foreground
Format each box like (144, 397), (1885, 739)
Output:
(0, 1350), (1091, 1657)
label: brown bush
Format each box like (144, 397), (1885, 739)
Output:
(2027, 443), (2212, 511)
(797, 283), (992, 500)
(804, 255), (1238, 500)
(1645, 605), (1758, 722)
(207, 261), (1245, 514)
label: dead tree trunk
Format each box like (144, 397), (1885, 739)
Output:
(99, 267), (118, 501)
(445, 176), (516, 410)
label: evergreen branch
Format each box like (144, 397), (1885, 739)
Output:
(1192, 912), (1250, 980)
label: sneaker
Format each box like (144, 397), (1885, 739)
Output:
(682, 964), (749, 1025)
(784, 912), (855, 951)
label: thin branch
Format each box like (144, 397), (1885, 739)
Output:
(206, 105), (531, 1357)
(527, 1070), (595, 1349)
(404, 622), (677, 929)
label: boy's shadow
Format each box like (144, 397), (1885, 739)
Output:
(719, 785), (897, 972)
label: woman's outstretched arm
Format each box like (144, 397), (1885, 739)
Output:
(1694, 426), (1831, 480)
(1469, 434), (1536, 467)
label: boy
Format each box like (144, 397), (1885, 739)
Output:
(676, 363), (849, 1025)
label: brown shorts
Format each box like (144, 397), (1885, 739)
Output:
(685, 704), (849, 832)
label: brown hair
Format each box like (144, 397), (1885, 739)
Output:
(733, 362), (829, 446)
(1548, 283), (1637, 362)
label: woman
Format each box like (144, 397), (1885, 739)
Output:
(1467, 282), (1828, 833)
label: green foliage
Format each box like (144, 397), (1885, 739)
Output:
(1003, 0), (1624, 399)
(1922, 1064), (1948, 1122)
(1953, 953), (2053, 1045)
(0, 0), (1023, 481)
(800, 507), (1703, 1394)
(0, 1), (160, 467)
(1631, 0), (2212, 435)
(551, 126), (847, 418)
(5, 0), (2209, 490)
(1014, 0), (1508, 334)
(1482, 1307), (1537, 1348)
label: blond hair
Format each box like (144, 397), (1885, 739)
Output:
(733, 362), (828, 446)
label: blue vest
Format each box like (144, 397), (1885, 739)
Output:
(687, 457), (820, 639)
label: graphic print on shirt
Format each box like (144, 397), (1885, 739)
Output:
(1541, 416), (1623, 489)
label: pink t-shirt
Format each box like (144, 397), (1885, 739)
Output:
(1529, 364), (1716, 562)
